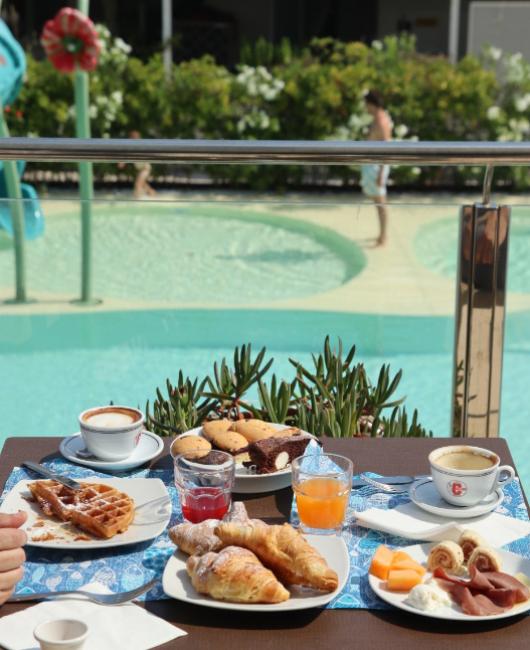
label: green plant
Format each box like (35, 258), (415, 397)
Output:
(147, 337), (432, 439)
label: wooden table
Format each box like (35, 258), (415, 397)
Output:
(1, 436), (528, 649)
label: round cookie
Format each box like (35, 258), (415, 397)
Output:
(171, 435), (212, 460)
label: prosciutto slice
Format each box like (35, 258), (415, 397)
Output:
(433, 565), (529, 616)
(482, 572), (530, 603)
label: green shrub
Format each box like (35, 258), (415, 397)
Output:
(6, 30), (529, 189)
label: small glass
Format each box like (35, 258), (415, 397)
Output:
(292, 453), (353, 535)
(173, 450), (235, 523)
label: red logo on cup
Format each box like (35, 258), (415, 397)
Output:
(448, 480), (467, 497)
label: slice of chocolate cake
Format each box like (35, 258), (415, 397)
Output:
(243, 435), (310, 474)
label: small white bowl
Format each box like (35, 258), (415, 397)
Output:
(79, 405), (144, 461)
(34, 618), (88, 650)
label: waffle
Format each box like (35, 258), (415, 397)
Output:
(28, 480), (135, 539)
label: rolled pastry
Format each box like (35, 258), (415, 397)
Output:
(427, 541), (464, 574)
(458, 529), (487, 563)
(468, 546), (502, 572)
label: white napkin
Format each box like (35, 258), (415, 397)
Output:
(0, 583), (186, 650)
(354, 502), (530, 544)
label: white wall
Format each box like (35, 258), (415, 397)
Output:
(377, 0), (450, 54)
(468, 1), (530, 58)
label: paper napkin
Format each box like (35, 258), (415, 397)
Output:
(0, 583), (186, 650)
(354, 502), (530, 544)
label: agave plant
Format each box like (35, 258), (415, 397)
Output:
(146, 337), (432, 438)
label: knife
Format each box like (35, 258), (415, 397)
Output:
(22, 461), (84, 491)
(352, 474), (429, 489)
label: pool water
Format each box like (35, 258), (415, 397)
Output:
(1, 307), (528, 493)
(0, 204), (365, 303)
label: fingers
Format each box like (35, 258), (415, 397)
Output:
(0, 566), (23, 592)
(0, 511), (27, 529)
(0, 547), (25, 572)
(0, 588), (14, 606)
(0, 527), (27, 551)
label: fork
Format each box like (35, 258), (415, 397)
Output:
(359, 473), (424, 494)
(8, 577), (159, 604)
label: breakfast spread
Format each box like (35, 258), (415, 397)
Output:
(28, 479), (135, 539)
(369, 531), (530, 617)
(169, 504), (338, 604)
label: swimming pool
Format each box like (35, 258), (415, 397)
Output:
(1, 200), (528, 494)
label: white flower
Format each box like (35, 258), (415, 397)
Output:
(372, 40), (383, 51)
(88, 104), (98, 119)
(514, 95), (530, 112)
(394, 124), (409, 138)
(412, 167), (421, 175)
(488, 46), (502, 61)
(487, 106), (501, 120)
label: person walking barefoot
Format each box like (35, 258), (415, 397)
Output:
(0, 511), (27, 605)
(361, 90), (392, 246)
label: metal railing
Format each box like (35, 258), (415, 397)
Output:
(1, 137), (526, 439)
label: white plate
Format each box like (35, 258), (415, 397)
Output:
(180, 424), (318, 494)
(1, 478), (170, 550)
(163, 533), (349, 611)
(409, 479), (504, 519)
(369, 543), (530, 621)
(59, 431), (164, 471)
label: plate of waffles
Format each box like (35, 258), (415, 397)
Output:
(0, 477), (171, 549)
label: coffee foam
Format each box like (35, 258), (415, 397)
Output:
(83, 407), (140, 428)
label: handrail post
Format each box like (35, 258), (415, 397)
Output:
(71, 0), (100, 306)
(452, 167), (510, 437)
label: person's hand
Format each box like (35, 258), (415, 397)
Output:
(0, 511), (27, 605)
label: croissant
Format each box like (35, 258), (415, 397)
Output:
(215, 521), (338, 592)
(168, 503), (250, 555)
(168, 519), (222, 555)
(187, 546), (290, 604)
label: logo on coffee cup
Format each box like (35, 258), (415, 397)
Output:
(448, 480), (467, 497)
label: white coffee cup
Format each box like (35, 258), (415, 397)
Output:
(429, 445), (515, 507)
(34, 618), (88, 650)
(79, 405), (144, 461)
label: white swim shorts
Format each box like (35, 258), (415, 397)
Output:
(361, 164), (390, 197)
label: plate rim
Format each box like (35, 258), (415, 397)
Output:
(369, 542), (530, 621)
(162, 533), (349, 612)
(2, 477), (170, 550)
(409, 479), (504, 519)
(59, 430), (164, 469)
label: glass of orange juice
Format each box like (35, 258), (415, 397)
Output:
(292, 453), (353, 535)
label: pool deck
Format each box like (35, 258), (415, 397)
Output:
(1, 190), (530, 317)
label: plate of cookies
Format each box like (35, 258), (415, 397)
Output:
(170, 419), (319, 494)
(163, 502), (349, 611)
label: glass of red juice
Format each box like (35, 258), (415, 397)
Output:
(173, 450), (235, 523)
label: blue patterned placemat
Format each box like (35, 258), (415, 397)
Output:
(290, 475), (530, 610)
(3, 457), (530, 609)
(1, 461), (182, 601)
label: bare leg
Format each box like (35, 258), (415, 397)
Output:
(373, 196), (388, 246)
(134, 168), (155, 199)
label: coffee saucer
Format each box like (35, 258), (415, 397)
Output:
(59, 430), (164, 471)
(409, 478), (504, 519)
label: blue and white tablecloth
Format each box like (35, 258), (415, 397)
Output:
(2, 459), (530, 608)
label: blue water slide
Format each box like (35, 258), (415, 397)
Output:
(0, 19), (44, 239)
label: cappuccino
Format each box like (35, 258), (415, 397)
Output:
(436, 451), (495, 471)
(83, 408), (139, 429)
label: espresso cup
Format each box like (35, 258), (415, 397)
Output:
(34, 618), (88, 650)
(429, 445), (515, 507)
(79, 405), (144, 461)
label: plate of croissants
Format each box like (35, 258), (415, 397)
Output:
(170, 418), (320, 494)
(163, 502), (349, 611)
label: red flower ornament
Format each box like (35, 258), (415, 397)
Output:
(41, 7), (100, 73)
